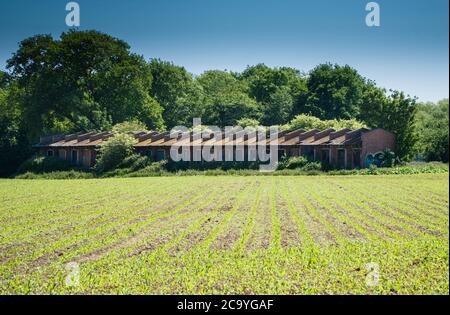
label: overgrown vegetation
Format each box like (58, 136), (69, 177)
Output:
(282, 114), (366, 132)
(16, 155), (75, 174)
(94, 133), (137, 173)
(415, 99), (449, 162)
(14, 160), (448, 179)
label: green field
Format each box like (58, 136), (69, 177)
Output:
(0, 174), (448, 294)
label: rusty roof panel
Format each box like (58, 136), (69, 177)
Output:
(34, 128), (373, 148)
(313, 128), (334, 141)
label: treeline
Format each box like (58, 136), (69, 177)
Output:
(0, 30), (448, 176)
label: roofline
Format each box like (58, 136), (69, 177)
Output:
(34, 127), (390, 148)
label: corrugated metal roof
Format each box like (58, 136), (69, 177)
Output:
(34, 128), (370, 148)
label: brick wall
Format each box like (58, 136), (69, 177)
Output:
(361, 129), (396, 167)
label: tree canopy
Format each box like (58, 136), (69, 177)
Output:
(7, 30), (164, 140)
(149, 59), (204, 128)
(415, 99), (449, 162)
(302, 63), (365, 120)
(239, 64), (307, 124)
(197, 70), (259, 127)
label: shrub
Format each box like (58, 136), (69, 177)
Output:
(15, 170), (94, 179)
(94, 133), (137, 172)
(278, 156), (309, 170)
(112, 120), (148, 134)
(117, 154), (152, 171)
(166, 160), (261, 172)
(282, 114), (366, 132)
(300, 161), (322, 171)
(17, 155), (74, 174)
(126, 161), (169, 177)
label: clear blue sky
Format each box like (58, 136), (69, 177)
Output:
(0, 0), (448, 102)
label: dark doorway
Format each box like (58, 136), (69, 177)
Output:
(321, 149), (330, 164)
(353, 149), (361, 168)
(337, 149), (345, 169)
(71, 150), (78, 164)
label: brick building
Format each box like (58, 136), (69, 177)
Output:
(34, 128), (395, 169)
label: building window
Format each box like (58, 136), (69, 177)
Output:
(278, 149), (286, 160)
(155, 149), (166, 161)
(47, 150), (54, 157)
(71, 150), (78, 164)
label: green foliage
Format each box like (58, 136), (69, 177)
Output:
(235, 118), (261, 128)
(117, 154), (152, 171)
(6, 30), (164, 140)
(376, 149), (399, 167)
(15, 161), (447, 178)
(283, 114), (366, 131)
(327, 162), (448, 175)
(239, 64), (307, 124)
(277, 156), (323, 172)
(16, 155), (74, 174)
(122, 160), (169, 177)
(15, 170), (94, 179)
(198, 70), (259, 126)
(112, 120), (148, 134)
(302, 63), (365, 120)
(149, 59), (204, 128)
(415, 99), (449, 162)
(359, 84), (418, 160)
(1, 30), (439, 177)
(300, 161), (323, 172)
(94, 133), (137, 172)
(277, 156), (309, 169)
(0, 82), (32, 176)
(0, 71), (8, 88)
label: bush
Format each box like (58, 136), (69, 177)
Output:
(282, 114), (366, 132)
(278, 156), (309, 170)
(117, 154), (152, 171)
(94, 133), (137, 172)
(15, 170), (94, 179)
(17, 155), (74, 174)
(166, 160), (261, 172)
(327, 162), (448, 176)
(125, 161), (169, 177)
(112, 120), (148, 134)
(300, 161), (322, 171)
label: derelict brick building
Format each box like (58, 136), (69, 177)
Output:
(34, 128), (395, 169)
